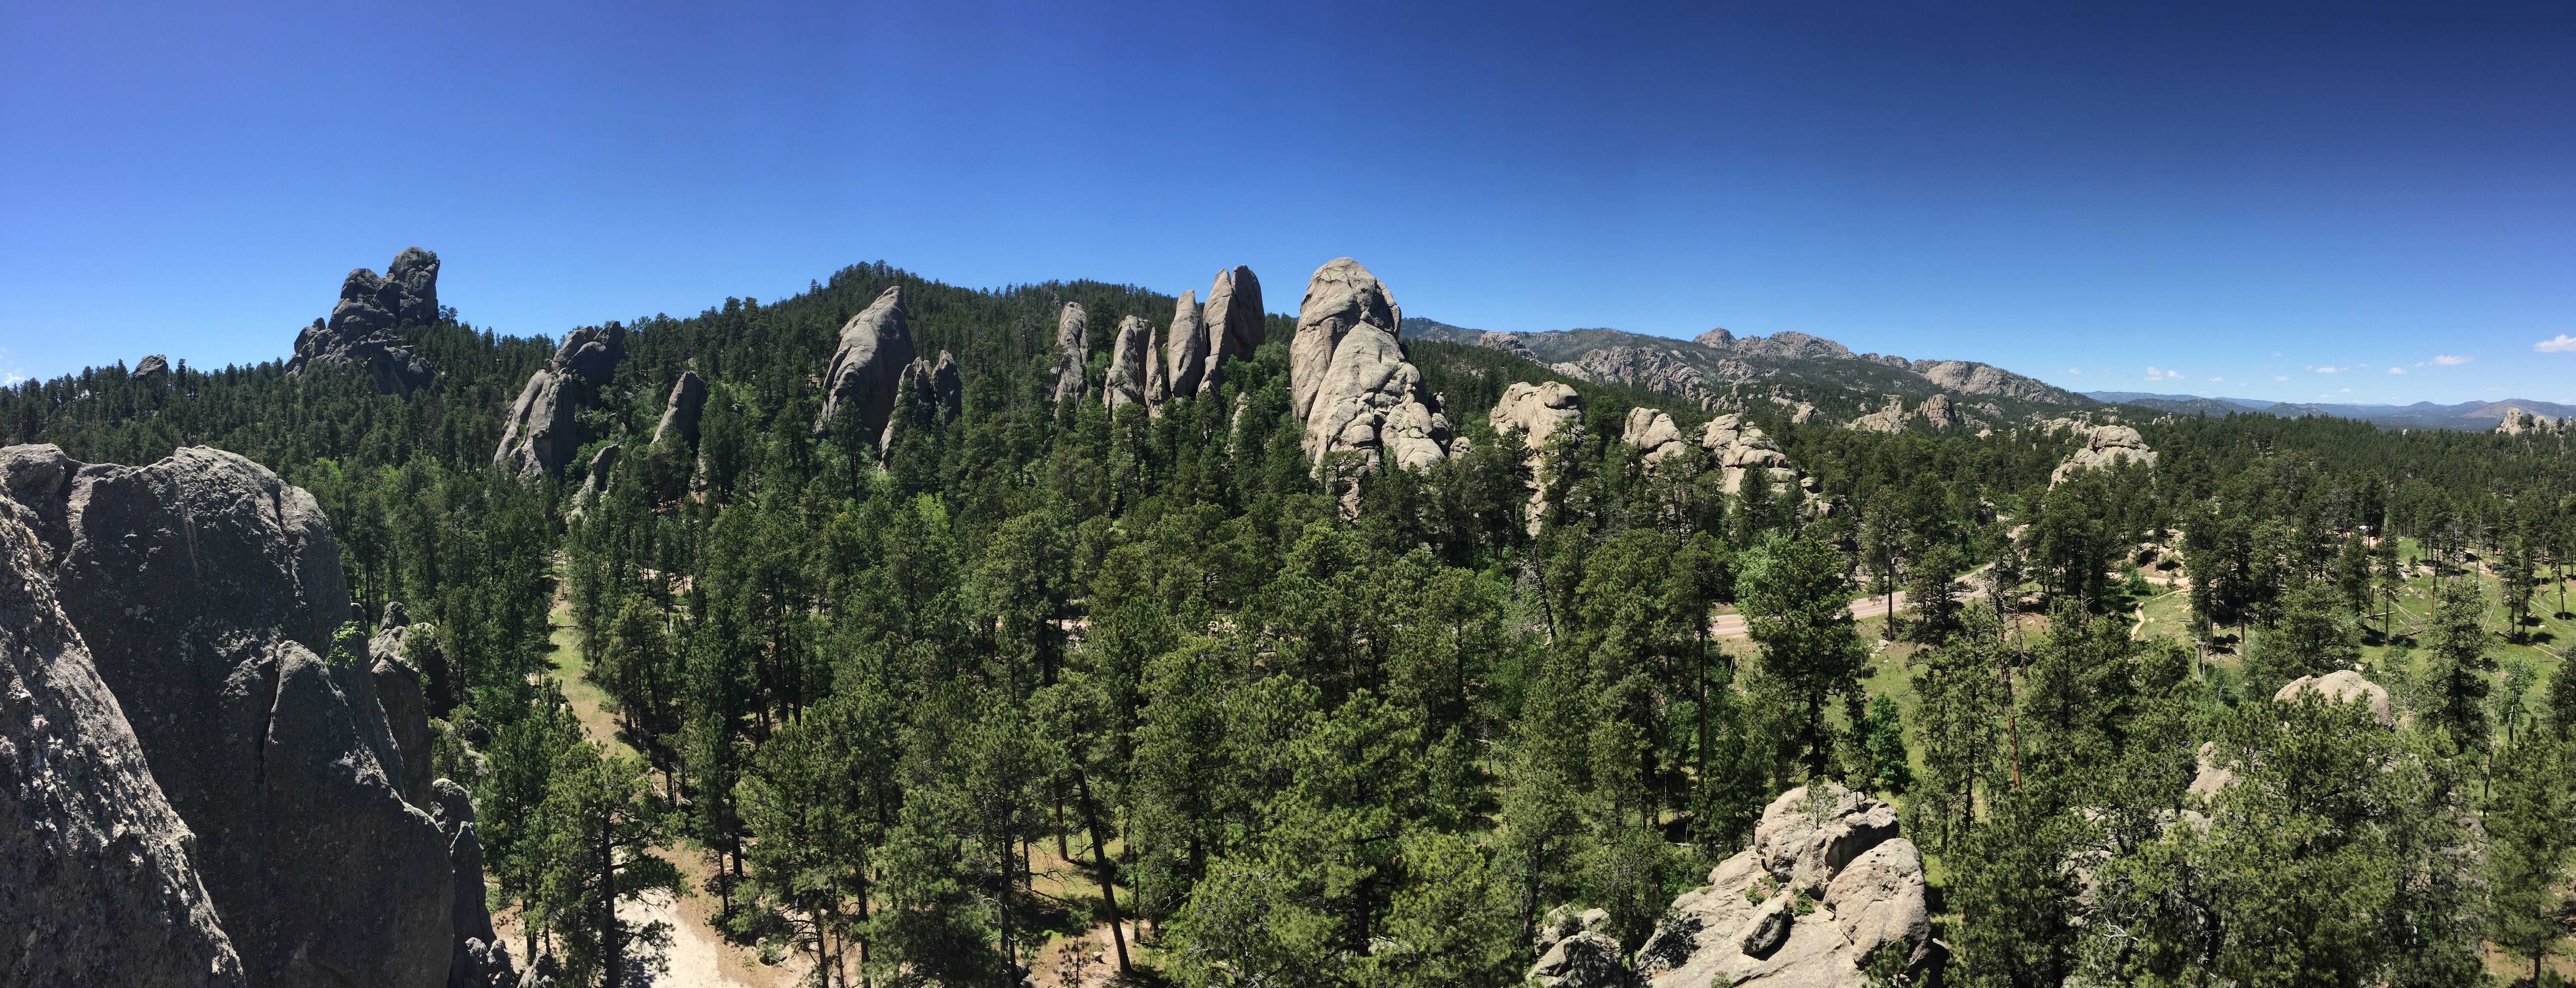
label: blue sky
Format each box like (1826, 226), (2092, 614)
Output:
(4, 0), (2570, 403)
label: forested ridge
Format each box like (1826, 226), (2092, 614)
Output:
(7, 257), (2575, 988)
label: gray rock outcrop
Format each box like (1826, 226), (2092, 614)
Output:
(1552, 346), (1742, 409)
(1105, 315), (1155, 416)
(287, 248), (440, 395)
(652, 371), (708, 450)
(1699, 413), (1800, 496)
(1490, 381), (1585, 451)
(2496, 406), (2554, 436)
(134, 354), (170, 380)
(1291, 260), (1453, 474)
(494, 323), (627, 480)
(2273, 670), (2393, 726)
(1624, 784), (1932, 988)
(1528, 905), (1640, 988)
(1694, 328), (1855, 362)
(1918, 393), (1960, 429)
(1848, 395), (1908, 434)
(1166, 291), (1208, 398)
(1478, 331), (1538, 361)
(878, 351), (963, 452)
(1, 444), (459, 988)
(0, 487), (248, 988)
(815, 286), (915, 443)
(1052, 303), (1090, 405)
(1623, 407), (1690, 467)
(1912, 359), (2068, 404)
(2050, 424), (2156, 484)
(1198, 266), (1263, 394)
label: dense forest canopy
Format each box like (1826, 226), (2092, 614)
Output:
(6, 257), (2574, 988)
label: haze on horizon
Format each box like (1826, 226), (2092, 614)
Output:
(3, 0), (2569, 405)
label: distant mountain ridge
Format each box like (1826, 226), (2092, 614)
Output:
(2088, 391), (2574, 430)
(1401, 317), (2087, 427)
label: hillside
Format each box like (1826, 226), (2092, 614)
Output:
(2092, 391), (2576, 431)
(7, 251), (2575, 988)
(1402, 316), (2090, 429)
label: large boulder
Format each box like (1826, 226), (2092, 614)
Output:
(1052, 303), (1090, 405)
(651, 371), (708, 450)
(1, 444), (457, 988)
(1198, 266), (1263, 394)
(1290, 260), (1452, 475)
(1105, 314), (1156, 416)
(1165, 290), (1208, 398)
(288, 248), (440, 395)
(0, 494), (248, 987)
(1490, 381), (1584, 450)
(1624, 784), (1932, 988)
(133, 354), (171, 380)
(496, 323), (629, 479)
(815, 286), (915, 442)
(2273, 670), (2394, 726)
(1623, 407), (1690, 467)
(2051, 424), (2156, 484)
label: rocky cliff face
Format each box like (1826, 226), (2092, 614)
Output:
(0, 473), (247, 988)
(1622, 407), (1690, 467)
(653, 371), (709, 450)
(2050, 424), (2156, 484)
(1700, 414), (1801, 496)
(1199, 266), (1264, 395)
(286, 247), (440, 395)
(0, 444), (470, 988)
(1553, 345), (1749, 409)
(1166, 290), (1209, 398)
(815, 286), (916, 443)
(495, 323), (628, 479)
(1291, 260), (1453, 476)
(1531, 785), (1934, 988)
(1052, 303), (1090, 405)
(1105, 314), (1157, 416)
(1848, 395), (1908, 434)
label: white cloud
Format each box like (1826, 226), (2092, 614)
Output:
(2144, 366), (2189, 381)
(2209, 376), (2224, 383)
(2387, 366), (2405, 374)
(2275, 375), (2289, 381)
(2339, 388), (2353, 393)
(2431, 355), (2473, 365)
(2066, 368), (2082, 375)
(2313, 365), (2346, 374)
(2536, 335), (2576, 353)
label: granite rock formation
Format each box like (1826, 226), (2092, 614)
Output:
(1052, 303), (1090, 404)
(1623, 407), (1691, 467)
(1698, 413), (1800, 496)
(878, 351), (963, 453)
(1492, 381), (1585, 451)
(1291, 259), (1453, 474)
(815, 286), (916, 443)
(2496, 406), (2555, 436)
(133, 354), (170, 380)
(1105, 314), (1155, 416)
(652, 371), (708, 450)
(1848, 395), (1908, 434)
(1596, 784), (1933, 988)
(287, 248), (440, 396)
(2051, 424), (2157, 484)
(1918, 393), (1960, 429)
(1912, 359), (2063, 404)
(2274, 670), (2394, 726)
(1693, 328), (1854, 362)
(495, 323), (626, 479)
(1552, 346), (1742, 410)
(1478, 331), (1538, 361)
(1166, 290), (1208, 398)
(0, 481), (248, 988)
(1198, 266), (1264, 394)
(1, 444), (462, 988)
(1529, 907), (1639, 988)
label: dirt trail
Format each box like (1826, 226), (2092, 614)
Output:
(542, 581), (807, 988)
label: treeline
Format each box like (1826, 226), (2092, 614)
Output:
(5, 258), (2572, 987)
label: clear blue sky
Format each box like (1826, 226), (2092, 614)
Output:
(5, 0), (2570, 404)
